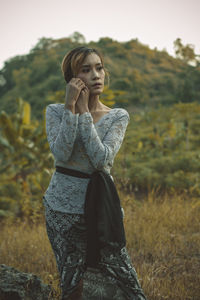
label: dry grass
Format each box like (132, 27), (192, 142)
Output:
(0, 193), (200, 300)
(122, 191), (200, 300)
(0, 216), (61, 299)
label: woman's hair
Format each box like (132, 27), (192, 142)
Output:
(61, 46), (109, 84)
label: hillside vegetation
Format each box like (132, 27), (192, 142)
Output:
(0, 33), (200, 119)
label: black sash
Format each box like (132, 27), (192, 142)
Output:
(55, 166), (126, 267)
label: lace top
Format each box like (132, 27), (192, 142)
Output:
(43, 103), (130, 214)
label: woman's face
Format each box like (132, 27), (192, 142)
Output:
(76, 53), (105, 95)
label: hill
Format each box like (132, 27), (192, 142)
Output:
(0, 32), (200, 119)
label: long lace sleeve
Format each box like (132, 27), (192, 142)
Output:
(45, 104), (79, 162)
(78, 109), (129, 170)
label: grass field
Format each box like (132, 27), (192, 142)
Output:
(0, 192), (199, 299)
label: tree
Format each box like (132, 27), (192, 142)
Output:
(173, 38), (197, 65)
(69, 32), (86, 44)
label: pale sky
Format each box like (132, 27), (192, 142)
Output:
(0, 0), (199, 69)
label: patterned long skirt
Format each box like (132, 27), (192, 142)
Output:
(44, 201), (147, 300)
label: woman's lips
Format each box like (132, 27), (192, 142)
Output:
(92, 83), (102, 88)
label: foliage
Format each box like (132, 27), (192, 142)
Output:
(0, 98), (53, 219)
(113, 102), (200, 196)
(1, 99), (200, 219)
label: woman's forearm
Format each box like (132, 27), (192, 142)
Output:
(46, 104), (79, 162)
(78, 110), (129, 170)
(65, 103), (75, 114)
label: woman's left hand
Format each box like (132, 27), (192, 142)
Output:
(75, 86), (90, 114)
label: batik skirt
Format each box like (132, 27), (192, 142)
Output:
(44, 200), (147, 300)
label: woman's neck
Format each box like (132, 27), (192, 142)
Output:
(88, 94), (103, 112)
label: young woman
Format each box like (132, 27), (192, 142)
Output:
(43, 46), (146, 300)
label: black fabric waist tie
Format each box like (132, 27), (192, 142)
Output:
(55, 166), (126, 268)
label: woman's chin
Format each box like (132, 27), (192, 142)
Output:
(90, 87), (104, 96)
(90, 90), (102, 96)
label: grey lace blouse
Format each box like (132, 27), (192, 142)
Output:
(43, 103), (130, 214)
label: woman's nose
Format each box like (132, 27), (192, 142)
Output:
(92, 69), (99, 79)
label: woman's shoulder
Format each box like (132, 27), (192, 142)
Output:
(46, 103), (64, 111)
(46, 103), (65, 115)
(101, 103), (129, 118)
(111, 107), (130, 121)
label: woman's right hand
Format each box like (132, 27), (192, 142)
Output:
(65, 78), (86, 112)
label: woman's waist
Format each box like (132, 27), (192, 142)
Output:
(55, 160), (95, 175)
(55, 161), (111, 176)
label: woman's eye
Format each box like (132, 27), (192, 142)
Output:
(97, 66), (103, 71)
(82, 66), (103, 73)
